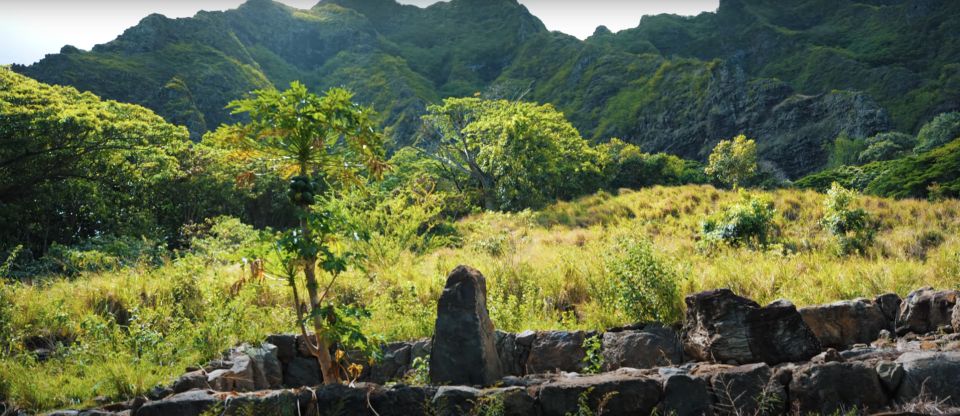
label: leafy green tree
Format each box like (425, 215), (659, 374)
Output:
(858, 132), (916, 164)
(418, 97), (603, 211)
(598, 138), (695, 189)
(228, 82), (385, 384)
(916, 112), (960, 153)
(705, 134), (758, 188)
(0, 68), (198, 255)
(822, 182), (875, 255)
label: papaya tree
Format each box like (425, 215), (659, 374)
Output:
(227, 82), (385, 384)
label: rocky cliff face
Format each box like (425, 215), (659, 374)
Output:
(15, 0), (959, 176)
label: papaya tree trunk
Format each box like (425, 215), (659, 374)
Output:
(300, 215), (340, 385)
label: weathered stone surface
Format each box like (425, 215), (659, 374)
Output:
(135, 390), (218, 416)
(525, 331), (588, 374)
(369, 342), (412, 383)
(684, 289), (821, 365)
(660, 374), (713, 416)
(432, 386), (480, 416)
(602, 326), (682, 370)
(171, 370), (209, 394)
(312, 383), (434, 416)
(265, 334), (297, 363)
(496, 330), (529, 376)
(223, 389), (313, 416)
(800, 298), (890, 349)
(789, 361), (888, 414)
(537, 374), (661, 416)
(876, 293), (903, 326)
(430, 265), (503, 386)
(953, 301), (960, 334)
(492, 386), (538, 416)
(895, 351), (960, 405)
(896, 287), (958, 335)
(284, 356), (321, 387)
(245, 343), (283, 389)
(208, 353), (256, 391)
(876, 360), (904, 393)
(707, 363), (785, 416)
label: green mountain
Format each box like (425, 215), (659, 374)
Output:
(14, 0), (960, 177)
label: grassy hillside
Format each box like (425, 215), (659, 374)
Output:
(3, 185), (959, 411)
(15, 0), (960, 176)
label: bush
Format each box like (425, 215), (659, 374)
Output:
(603, 237), (682, 324)
(915, 112), (960, 152)
(44, 236), (166, 275)
(701, 192), (777, 249)
(705, 134), (758, 188)
(822, 182), (875, 256)
(858, 132), (916, 164)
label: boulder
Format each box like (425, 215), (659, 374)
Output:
(245, 343), (283, 389)
(525, 331), (588, 374)
(895, 351), (960, 405)
(432, 386), (480, 416)
(369, 342), (412, 383)
(312, 383), (434, 416)
(876, 360), (904, 393)
(953, 301), (960, 334)
(207, 354), (256, 391)
(684, 289), (821, 365)
(135, 390), (219, 416)
(707, 363), (785, 416)
(537, 373), (661, 416)
(170, 370), (209, 393)
(789, 361), (888, 414)
(876, 293), (903, 326)
(799, 298), (890, 349)
(265, 334), (297, 363)
(496, 330), (529, 376)
(223, 389), (313, 416)
(602, 326), (683, 370)
(896, 287), (958, 335)
(429, 266), (503, 386)
(284, 356), (321, 387)
(659, 374), (714, 416)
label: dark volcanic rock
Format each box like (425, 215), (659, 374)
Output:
(284, 356), (321, 387)
(369, 342), (412, 383)
(684, 289), (821, 365)
(429, 265), (503, 385)
(800, 298), (890, 349)
(171, 370), (209, 393)
(525, 331), (588, 374)
(135, 390), (218, 416)
(706, 363), (785, 416)
(602, 326), (683, 370)
(496, 330), (529, 376)
(536, 373), (661, 416)
(789, 361), (888, 414)
(895, 351), (960, 405)
(660, 373), (714, 416)
(954, 302), (960, 334)
(896, 287), (958, 335)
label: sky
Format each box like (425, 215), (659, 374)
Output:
(0, 0), (719, 65)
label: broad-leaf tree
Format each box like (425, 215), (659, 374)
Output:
(705, 134), (758, 188)
(418, 97), (602, 211)
(227, 82), (385, 384)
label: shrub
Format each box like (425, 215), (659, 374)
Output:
(822, 182), (875, 255)
(701, 192), (777, 249)
(44, 236), (166, 275)
(603, 237), (682, 324)
(581, 334), (604, 374)
(915, 112), (960, 152)
(858, 132), (916, 164)
(705, 134), (758, 188)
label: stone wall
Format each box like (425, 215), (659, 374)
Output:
(42, 266), (960, 416)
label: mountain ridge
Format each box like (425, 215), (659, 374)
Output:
(13, 0), (960, 177)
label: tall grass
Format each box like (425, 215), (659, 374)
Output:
(2, 185), (959, 411)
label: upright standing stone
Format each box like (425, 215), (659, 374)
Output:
(430, 265), (503, 385)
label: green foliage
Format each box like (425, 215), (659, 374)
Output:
(405, 354), (430, 386)
(564, 387), (618, 416)
(43, 236), (165, 276)
(419, 97), (603, 211)
(858, 132), (916, 164)
(705, 135), (758, 188)
(822, 183), (875, 256)
(598, 138), (705, 190)
(701, 193), (777, 249)
(797, 139), (960, 200)
(916, 112), (960, 153)
(603, 237), (683, 324)
(826, 135), (868, 169)
(581, 334), (604, 374)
